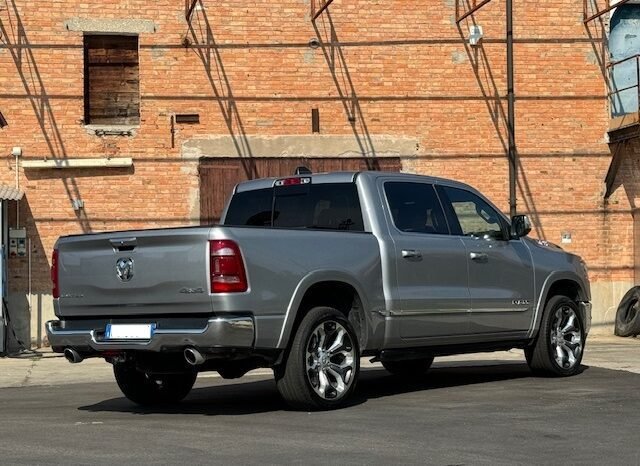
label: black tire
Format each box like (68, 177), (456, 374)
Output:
(113, 364), (197, 406)
(382, 357), (434, 377)
(275, 306), (360, 411)
(614, 287), (640, 337)
(526, 295), (585, 377)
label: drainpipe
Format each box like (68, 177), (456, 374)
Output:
(12, 147), (21, 227)
(507, 0), (517, 218)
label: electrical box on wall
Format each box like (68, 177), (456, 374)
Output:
(9, 228), (27, 258)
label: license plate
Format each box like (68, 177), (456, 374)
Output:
(105, 323), (156, 340)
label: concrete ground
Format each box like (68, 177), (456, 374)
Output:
(2, 335), (639, 388)
(1, 335), (639, 464)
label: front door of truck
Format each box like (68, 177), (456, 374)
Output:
(436, 186), (535, 336)
(383, 180), (471, 339)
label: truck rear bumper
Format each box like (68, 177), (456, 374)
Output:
(45, 316), (255, 353)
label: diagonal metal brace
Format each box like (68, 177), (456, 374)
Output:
(584, 0), (633, 23)
(456, 0), (495, 23)
(312, 0), (336, 20)
(186, 0), (200, 22)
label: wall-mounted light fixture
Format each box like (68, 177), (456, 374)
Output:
(469, 25), (484, 46)
(71, 199), (85, 211)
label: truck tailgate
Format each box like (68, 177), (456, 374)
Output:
(55, 227), (212, 317)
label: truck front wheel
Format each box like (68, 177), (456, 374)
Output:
(275, 307), (360, 410)
(525, 295), (585, 377)
(113, 364), (197, 406)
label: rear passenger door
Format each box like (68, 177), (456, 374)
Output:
(384, 181), (471, 339)
(436, 186), (535, 336)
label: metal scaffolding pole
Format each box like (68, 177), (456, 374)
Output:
(507, 0), (517, 217)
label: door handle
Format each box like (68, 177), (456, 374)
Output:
(109, 237), (137, 252)
(469, 252), (488, 262)
(402, 249), (422, 259)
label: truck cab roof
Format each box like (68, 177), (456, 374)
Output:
(234, 170), (474, 194)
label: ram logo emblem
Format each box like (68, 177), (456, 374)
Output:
(116, 257), (134, 282)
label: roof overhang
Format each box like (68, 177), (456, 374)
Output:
(0, 185), (24, 201)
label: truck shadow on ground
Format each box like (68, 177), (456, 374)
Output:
(78, 362), (588, 416)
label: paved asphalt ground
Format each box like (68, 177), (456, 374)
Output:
(1, 338), (640, 465)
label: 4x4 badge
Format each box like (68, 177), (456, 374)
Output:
(116, 257), (134, 282)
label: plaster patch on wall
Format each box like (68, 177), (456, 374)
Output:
(64, 18), (157, 34)
(451, 50), (468, 64)
(180, 161), (201, 225)
(182, 135), (421, 159)
(180, 160), (199, 176)
(303, 49), (315, 64)
(151, 48), (166, 60)
(585, 50), (599, 65)
(187, 186), (201, 225)
(303, 0), (312, 21)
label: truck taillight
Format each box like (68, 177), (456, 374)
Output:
(51, 249), (59, 299)
(209, 240), (247, 293)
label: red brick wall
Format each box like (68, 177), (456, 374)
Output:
(0, 1), (627, 303)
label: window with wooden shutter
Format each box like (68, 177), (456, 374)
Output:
(84, 35), (140, 125)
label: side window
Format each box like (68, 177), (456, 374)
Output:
(274, 184), (364, 231)
(384, 182), (449, 235)
(224, 188), (273, 226)
(439, 186), (506, 240)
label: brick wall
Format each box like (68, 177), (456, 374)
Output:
(0, 0), (630, 343)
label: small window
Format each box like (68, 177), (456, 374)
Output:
(439, 186), (505, 240)
(84, 35), (140, 125)
(384, 182), (449, 235)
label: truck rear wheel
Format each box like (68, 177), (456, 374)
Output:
(525, 295), (585, 377)
(113, 364), (197, 406)
(382, 357), (434, 377)
(275, 307), (360, 410)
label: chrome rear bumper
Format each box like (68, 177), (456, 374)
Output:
(46, 316), (254, 353)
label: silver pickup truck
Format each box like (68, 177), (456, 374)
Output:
(47, 171), (591, 410)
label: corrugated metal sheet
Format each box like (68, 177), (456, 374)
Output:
(0, 184), (24, 201)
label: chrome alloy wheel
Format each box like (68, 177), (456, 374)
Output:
(550, 305), (583, 370)
(305, 320), (356, 400)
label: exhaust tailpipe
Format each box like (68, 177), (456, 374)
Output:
(64, 348), (84, 364)
(184, 347), (205, 366)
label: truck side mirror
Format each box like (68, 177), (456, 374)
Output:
(511, 214), (532, 238)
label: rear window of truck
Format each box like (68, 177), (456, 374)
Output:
(224, 183), (364, 231)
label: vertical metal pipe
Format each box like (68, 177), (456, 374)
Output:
(15, 153), (19, 228)
(636, 56), (639, 120)
(170, 115), (175, 149)
(507, 0), (517, 218)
